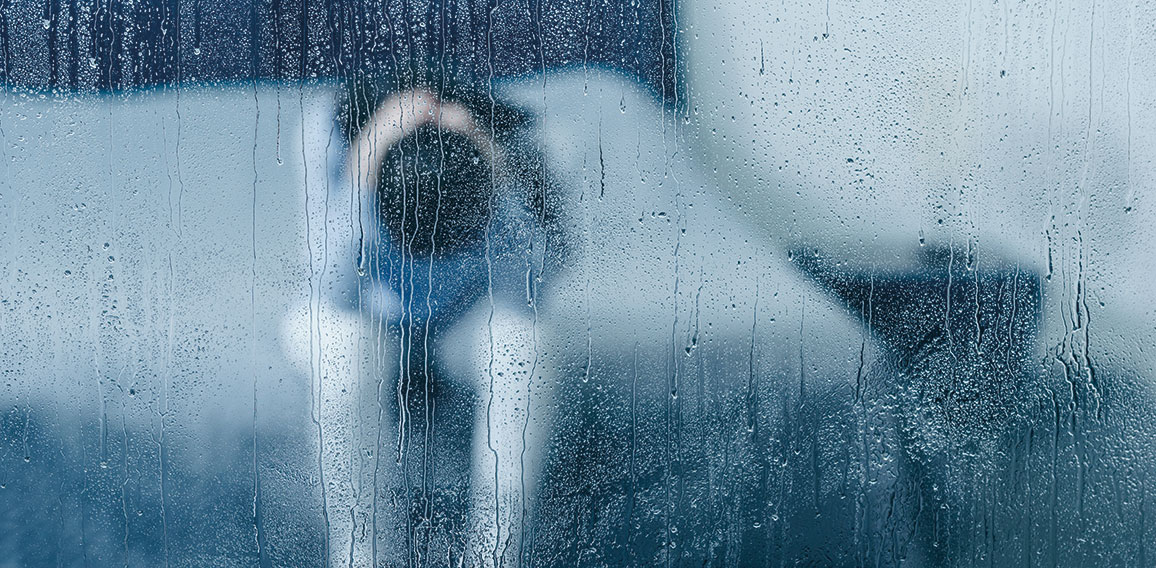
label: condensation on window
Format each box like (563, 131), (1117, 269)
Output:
(1, 0), (1154, 566)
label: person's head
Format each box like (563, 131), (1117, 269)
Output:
(376, 123), (491, 257)
(340, 76), (539, 259)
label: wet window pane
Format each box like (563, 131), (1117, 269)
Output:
(2, 0), (1154, 566)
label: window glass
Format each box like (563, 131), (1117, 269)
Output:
(2, 0), (1154, 565)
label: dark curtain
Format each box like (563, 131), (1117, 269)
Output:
(0, 0), (675, 97)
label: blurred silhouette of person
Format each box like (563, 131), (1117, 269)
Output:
(283, 68), (559, 565)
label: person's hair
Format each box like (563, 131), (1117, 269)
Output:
(376, 124), (492, 257)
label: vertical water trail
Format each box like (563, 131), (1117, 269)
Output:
(521, 16), (549, 562)
(1124, 0), (1134, 208)
(302, 65), (333, 566)
(484, 0), (503, 559)
(250, 76), (268, 565)
(419, 15), (453, 561)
